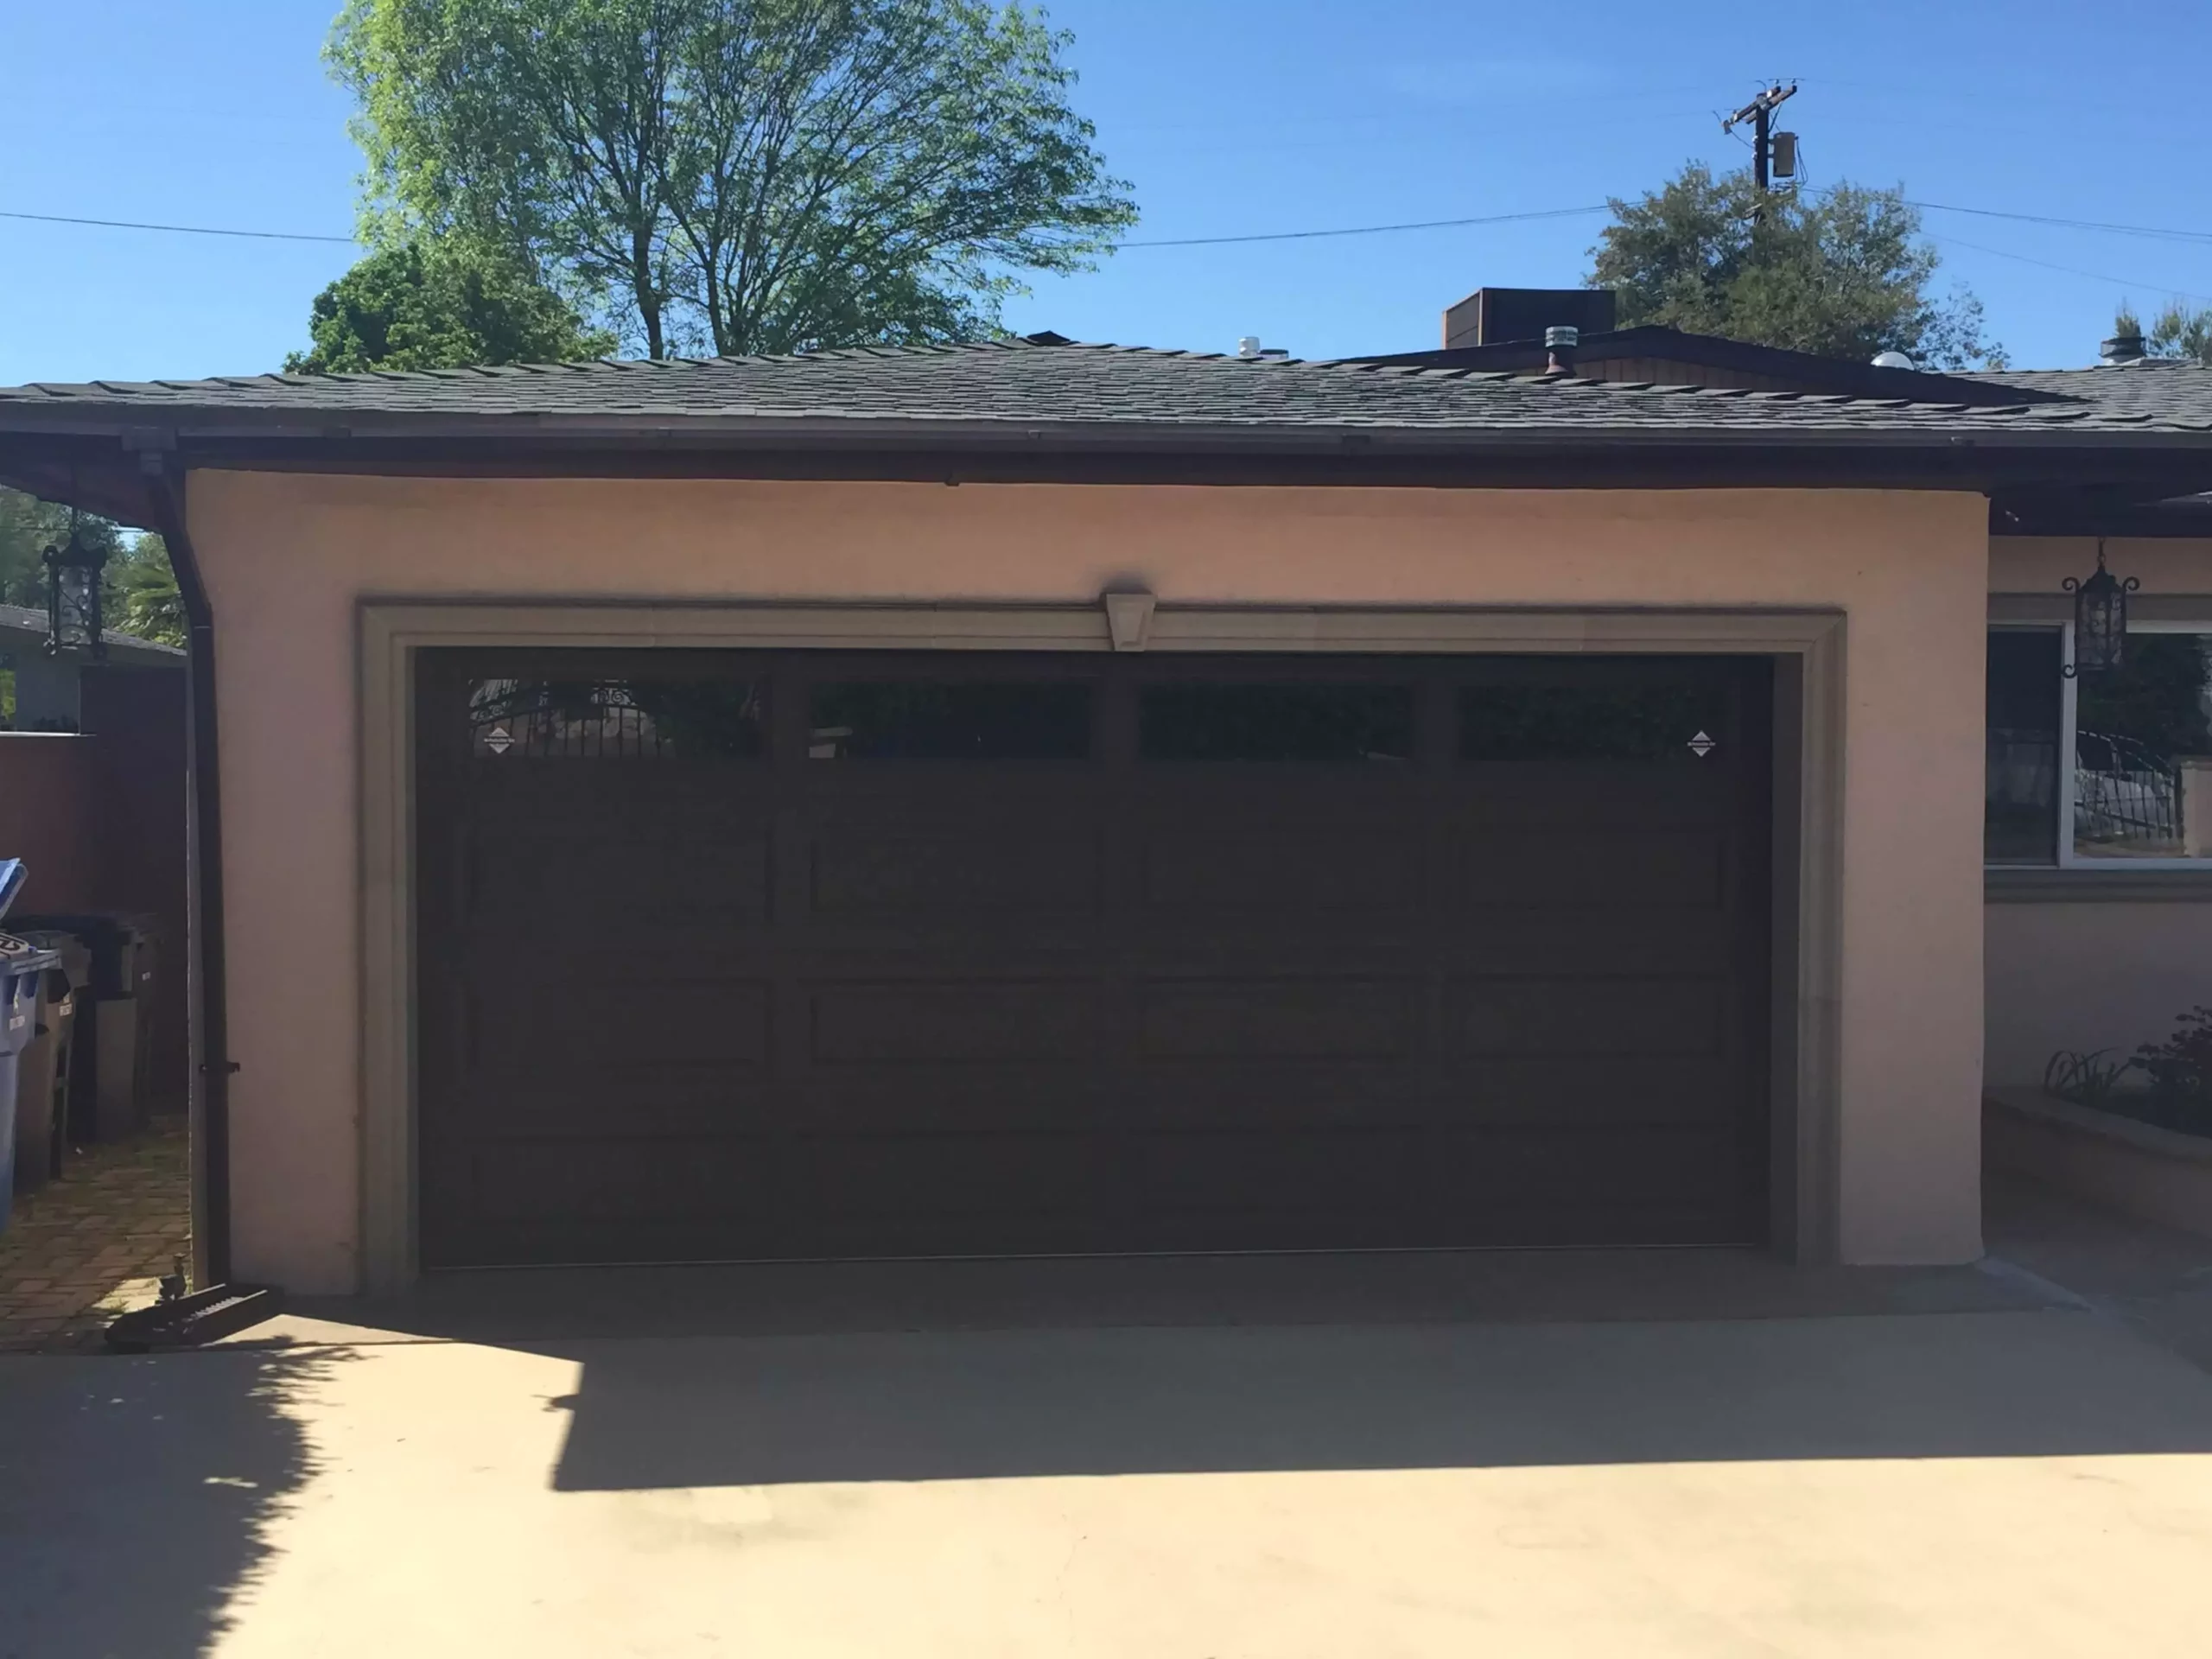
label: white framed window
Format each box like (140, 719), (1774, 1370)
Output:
(1986, 620), (2212, 868)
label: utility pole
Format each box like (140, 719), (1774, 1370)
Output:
(1723, 82), (1798, 197)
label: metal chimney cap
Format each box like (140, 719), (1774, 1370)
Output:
(1543, 325), (1580, 349)
(1236, 336), (1262, 359)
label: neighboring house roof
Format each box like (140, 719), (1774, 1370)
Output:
(1970, 359), (2212, 425)
(3, 336), (2211, 448)
(0, 601), (185, 661)
(1335, 325), (2067, 410)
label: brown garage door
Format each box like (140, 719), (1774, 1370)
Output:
(415, 649), (1772, 1267)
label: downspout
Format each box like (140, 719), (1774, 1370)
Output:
(140, 449), (234, 1288)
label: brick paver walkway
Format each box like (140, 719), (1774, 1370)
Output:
(0, 1114), (190, 1352)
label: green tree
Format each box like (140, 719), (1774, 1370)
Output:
(111, 533), (188, 649)
(1590, 163), (2005, 370)
(2145, 302), (2212, 363)
(287, 240), (617, 373)
(327, 0), (1135, 359)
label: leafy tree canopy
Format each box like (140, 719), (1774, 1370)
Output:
(1589, 163), (2005, 370)
(327, 0), (1136, 359)
(2137, 302), (2212, 364)
(287, 239), (617, 373)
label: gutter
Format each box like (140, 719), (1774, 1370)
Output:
(139, 448), (234, 1289)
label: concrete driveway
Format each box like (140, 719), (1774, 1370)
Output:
(6, 1243), (2212, 1657)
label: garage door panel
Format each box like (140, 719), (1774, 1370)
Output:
(808, 828), (1103, 916)
(1131, 1129), (1425, 1212)
(1457, 827), (1727, 910)
(467, 977), (773, 1071)
(809, 981), (1103, 1065)
(464, 1138), (783, 1226)
(418, 649), (1772, 1266)
(1421, 1128), (1751, 1208)
(1446, 976), (1727, 1058)
(1437, 1058), (1753, 1128)
(783, 1133), (1109, 1219)
(1135, 978), (1420, 1061)
(1137, 828), (1424, 911)
(469, 830), (772, 927)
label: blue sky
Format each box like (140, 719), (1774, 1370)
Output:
(3, 0), (2208, 385)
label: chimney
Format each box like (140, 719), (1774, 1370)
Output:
(2101, 326), (2147, 365)
(1443, 287), (1617, 349)
(1544, 326), (1580, 376)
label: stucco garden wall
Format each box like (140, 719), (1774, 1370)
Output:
(187, 474), (1992, 1290)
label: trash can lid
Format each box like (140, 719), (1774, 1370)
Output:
(0, 930), (61, 982)
(0, 858), (25, 923)
(12, 928), (93, 985)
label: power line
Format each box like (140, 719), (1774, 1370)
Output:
(0, 207), (358, 245)
(1924, 232), (2212, 306)
(1116, 206), (1607, 249)
(1907, 200), (2212, 246)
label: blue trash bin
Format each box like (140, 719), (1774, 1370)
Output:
(1, 860), (62, 1235)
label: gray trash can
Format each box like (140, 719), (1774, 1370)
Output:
(11, 928), (89, 1193)
(7, 911), (152, 1144)
(1, 860), (62, 1235)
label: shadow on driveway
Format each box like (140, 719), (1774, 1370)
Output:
(0, 1345), (346, 1659)
(282, 1247), (2212, 1491)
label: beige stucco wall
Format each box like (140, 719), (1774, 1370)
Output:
(1984, 536), (2212, 1093)
(1989, 535), (2212, 597)
(188, 473), (1992, 1289)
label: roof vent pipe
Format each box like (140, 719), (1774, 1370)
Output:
(1544, 325), (1580, 376)
(2101, 327), (2147, 365)
(1237, 336), (1262, 359)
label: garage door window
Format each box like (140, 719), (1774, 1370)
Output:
(1459, 683), (1731, 762)
(1139, 683), (1414, 762)
(469, 676), (767, 759)
(810, 682), (1092, 760)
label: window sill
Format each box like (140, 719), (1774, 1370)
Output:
(1986, 867), (2212, 902)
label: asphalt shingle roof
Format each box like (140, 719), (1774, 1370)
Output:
(1970, 359), (2212, 427)
(3, 338), (2211, 444)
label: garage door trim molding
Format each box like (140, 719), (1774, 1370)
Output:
(359, 599), (1842, 1292)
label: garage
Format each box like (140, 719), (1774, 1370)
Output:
(415, 648), (1773, 1267)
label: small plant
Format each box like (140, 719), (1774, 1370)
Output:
(2044, 1046), (2137, 1109)
(2132, 1007), (2212, 1135)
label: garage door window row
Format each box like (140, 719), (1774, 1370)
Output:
(467, 671), (1732, 767)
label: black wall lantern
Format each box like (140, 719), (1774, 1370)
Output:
(2063, 539), (2138, 678)
(42, 512), (110, 661)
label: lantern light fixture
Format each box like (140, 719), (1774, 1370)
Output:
(41, 512), (110, 661)
(2063, 539), (2138, 679)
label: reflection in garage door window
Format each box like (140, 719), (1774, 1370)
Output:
(1459, 683), (1728, 762)
(1141, 684), (1414, 762)
(810, 683), (1092, 760)
(468, 677), (766, 759)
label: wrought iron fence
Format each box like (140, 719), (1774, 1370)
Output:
(2075, 728), (2182, 849)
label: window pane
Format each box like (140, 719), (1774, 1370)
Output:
(2075, 633), (2212, 860)
(1459, 683), (1729, 762)
(810, 682), (1091, 760)
(1141, 683), (1414, 762)
(1986, 631), (2061, 864)
(470, 677), (766, 760)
